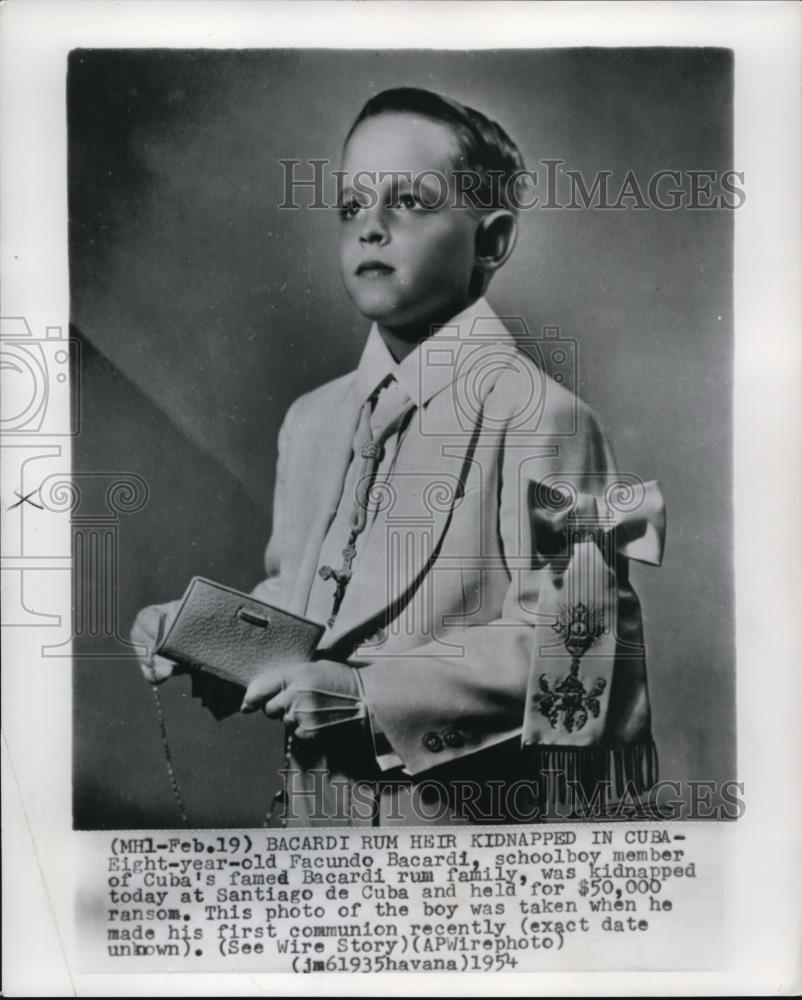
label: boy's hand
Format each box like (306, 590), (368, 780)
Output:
(241, 660), (366, 740)
(130, 601), (181, 684)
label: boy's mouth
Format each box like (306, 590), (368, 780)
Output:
(356, 261), (395, 277)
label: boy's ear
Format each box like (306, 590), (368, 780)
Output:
(473, 210), (518, 274)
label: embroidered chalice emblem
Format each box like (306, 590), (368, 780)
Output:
(537, 603), (607, 732)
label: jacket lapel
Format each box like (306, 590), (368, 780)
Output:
(310, 305), (516, 646)
(320, 388), (474, 648)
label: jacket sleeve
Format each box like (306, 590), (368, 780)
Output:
(357, 388), (620, 777)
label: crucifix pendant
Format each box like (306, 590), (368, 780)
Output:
(319, 536), (358, 627)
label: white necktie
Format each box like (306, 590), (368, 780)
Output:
(313, 375), (414, 628)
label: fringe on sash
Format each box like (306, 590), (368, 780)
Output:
(521, 738), (660, 820)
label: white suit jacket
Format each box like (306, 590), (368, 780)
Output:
(252, 299), (665, 824)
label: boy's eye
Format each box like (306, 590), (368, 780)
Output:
(389, 192), (421, 211)
(338, 198), (361, 221)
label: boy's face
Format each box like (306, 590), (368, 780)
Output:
(338, 113), (478, 332)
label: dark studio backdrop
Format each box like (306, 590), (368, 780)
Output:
(69, 48), (734, 828)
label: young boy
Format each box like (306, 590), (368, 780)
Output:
(133, 88), (665, 827)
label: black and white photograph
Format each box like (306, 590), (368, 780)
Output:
(71, 46), (736, 830)
(1, 1), (800, 994)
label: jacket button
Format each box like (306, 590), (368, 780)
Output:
(443, 729), (465, 749)
(422, 732), (443, 753)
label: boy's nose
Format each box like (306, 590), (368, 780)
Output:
(358, 206), (389, 245)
